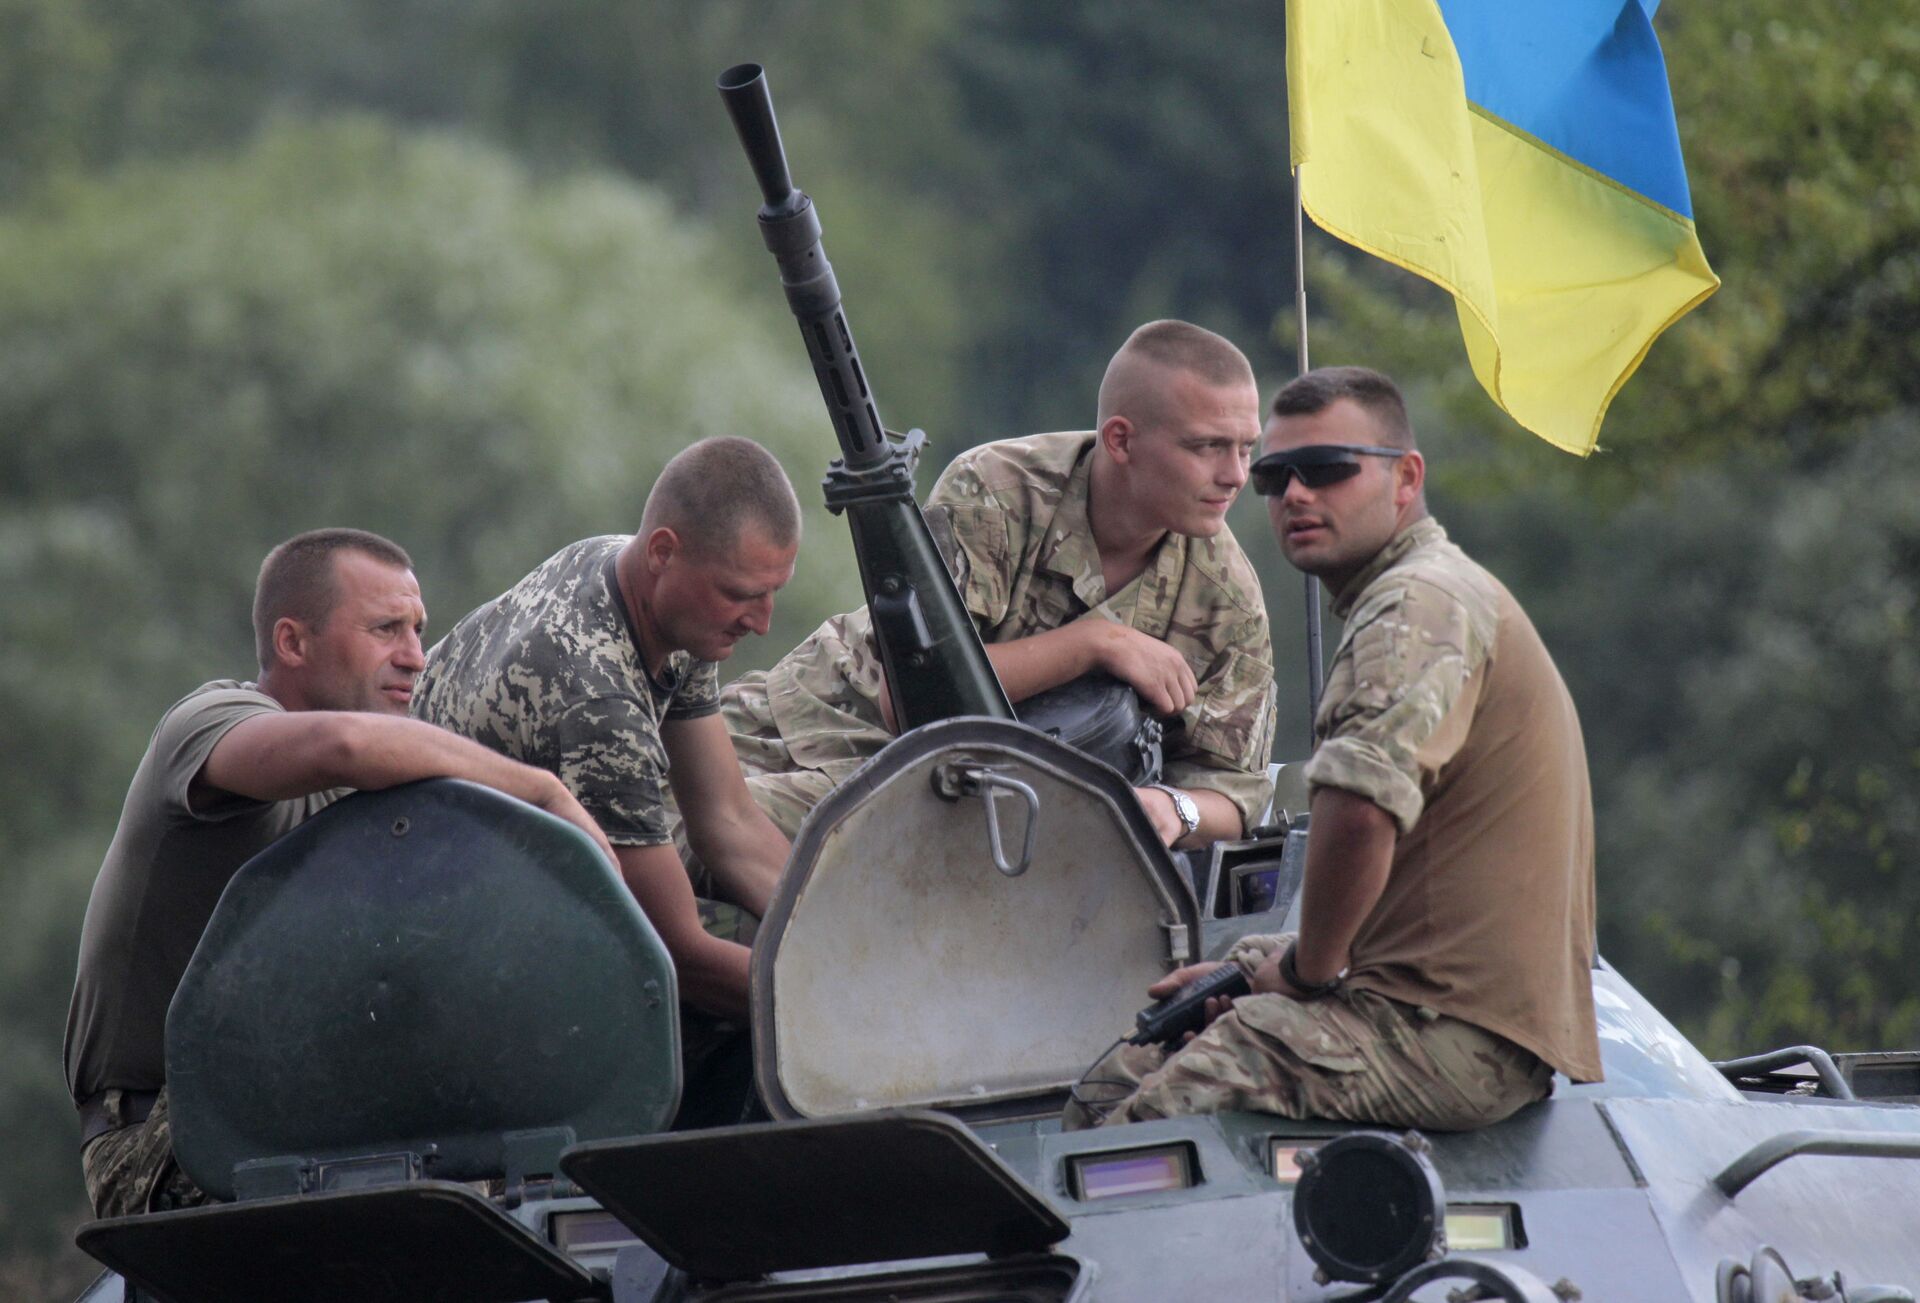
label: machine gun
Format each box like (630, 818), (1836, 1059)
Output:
(716, 63), (1013, 732)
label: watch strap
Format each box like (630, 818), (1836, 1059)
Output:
(1279, 943), (1343, 998)
(1147, 783), (1199, 836)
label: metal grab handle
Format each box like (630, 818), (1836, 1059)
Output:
(931, 763), (1040, 877)
(1713, 1129), (1920, 1198)
(1710, 1045), (1854, 1099)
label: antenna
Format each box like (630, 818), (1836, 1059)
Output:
(1294, 165), (1324, 746)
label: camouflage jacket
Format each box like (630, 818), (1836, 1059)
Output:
(413, 536), (718, 847)
(726, 431), (1278, 828)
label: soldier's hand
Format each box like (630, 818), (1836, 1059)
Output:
(1250, 948), (1304, 999)
(1091, 622), (1198, 717)
(1134, 785), (1185, 846)
(1147, 962), (1240, 1042)
(534, 780), (620, 870)
(1146, 961), (1226, 1000)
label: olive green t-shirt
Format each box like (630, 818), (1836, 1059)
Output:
(63, 682), (342, 1103)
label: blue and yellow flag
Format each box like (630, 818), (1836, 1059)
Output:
(1287, 0), (1718, 455)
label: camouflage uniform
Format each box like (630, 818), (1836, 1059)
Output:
(414, 537), (756, 1119)
(721, 432), (1278, 836)
(81, 1088), (210, 1219)
(414, 536), (719, 850)
(1072, 517), (1595, 1132)
(1064, 935), (1551, 1131)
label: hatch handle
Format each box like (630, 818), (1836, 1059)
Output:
(932, 763), (1039, 877)
(1713, 1129), (1920, 1198)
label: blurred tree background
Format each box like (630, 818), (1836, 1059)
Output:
(2, 0), (1915, 1290)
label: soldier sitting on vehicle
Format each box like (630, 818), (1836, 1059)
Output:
(411, 436), (799, 1126)
(65, 529), (616, 1218)
(1068, 367), (1602, 1133)
(719, 319), (1278, 852)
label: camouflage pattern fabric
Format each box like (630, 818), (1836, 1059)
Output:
(81, 1088), (211, 1219)
(721, 432), (1277, 829)
(413, 537), (718, 847)
(1303, 517), (1499, 835)
(1064, 936), (1551, 1133)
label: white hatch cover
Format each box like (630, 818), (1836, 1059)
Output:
(751, 719), (1200, 1119)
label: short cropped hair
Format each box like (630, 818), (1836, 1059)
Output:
(254, 528), (413, 669)
(1097, 320), (1256, 427)
(1269, 366), (1416, 449)
(639, 436), (801, 558)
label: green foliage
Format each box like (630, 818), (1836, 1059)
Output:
(1589, 415), (1920, 1056)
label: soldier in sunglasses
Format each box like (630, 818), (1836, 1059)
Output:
(1073, 367), (1601, 1134)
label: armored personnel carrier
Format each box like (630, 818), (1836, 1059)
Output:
(71, 64), (1920, 1303)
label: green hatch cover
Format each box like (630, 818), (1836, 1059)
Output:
(561, 1110), (1070, 1280)
(165, 778), (681, 1199)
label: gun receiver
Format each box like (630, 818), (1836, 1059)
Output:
(717, 64), (1012, 729)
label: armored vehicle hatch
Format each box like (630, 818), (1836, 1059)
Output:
(751, 717), (1197, 1121)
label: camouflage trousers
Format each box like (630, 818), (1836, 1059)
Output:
(81, 1088), (212, 1220)
(1064, 941), (1552, 1133)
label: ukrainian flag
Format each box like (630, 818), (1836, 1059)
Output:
(1287, 0), (1718, 455)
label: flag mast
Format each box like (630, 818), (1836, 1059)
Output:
(1294, 164), (1325, 743)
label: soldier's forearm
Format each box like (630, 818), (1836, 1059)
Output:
(1294, 786), (1397, 983)
(981, 625), (1100, 703)
(674, 935), (753, 1021)
(698, 809), (788, 919)
(1180, 788), (1243, 846)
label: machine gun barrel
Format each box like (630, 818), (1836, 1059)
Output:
(716, 64), (1012, 728)
(718, 63), (885, 470)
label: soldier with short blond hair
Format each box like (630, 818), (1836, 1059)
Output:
(721, 320), (1280, 851)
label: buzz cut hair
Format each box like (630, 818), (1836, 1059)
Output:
(1269, 366), (1417, 450)
(254, 528), (412, 670)
(639, 436), (802, 558)
(1097, 319), (1256, 427)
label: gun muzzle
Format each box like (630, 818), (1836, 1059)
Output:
(717, 63), (801, 213)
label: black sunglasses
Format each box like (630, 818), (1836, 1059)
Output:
(1249, 443), (1407, 496)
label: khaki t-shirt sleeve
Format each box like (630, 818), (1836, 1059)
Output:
(549, 694), (674, 846)
(155, 687), (284, 823)
(1304, 579), (1485, 836)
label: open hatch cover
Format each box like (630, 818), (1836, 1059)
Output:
(167, 778), (681, 1198)
(75, 1182), (596, 1303)
(560, 1110), (1069, 1281)
(751, 718), (1199, 1119)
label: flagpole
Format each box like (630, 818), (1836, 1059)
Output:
(1294, 164), (1324, 744)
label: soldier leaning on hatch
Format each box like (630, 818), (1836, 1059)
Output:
(718, 319), (1279, 852)
(411, 437), (798, 1125)
(1068, 366), (1603, 1132)
(64, 529), (617, 1219)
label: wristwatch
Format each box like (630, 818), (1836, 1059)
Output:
(1279, 942), (1344, 998)
(1146, 783), (1200, 839)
